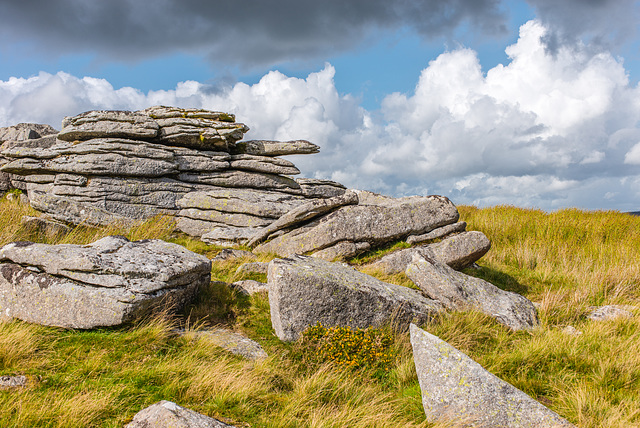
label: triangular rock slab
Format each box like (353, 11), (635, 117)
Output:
(125, 400), (236, 427)
(410, 324), (575, 428)
(406, 252), (538, 331)
(268, 256), (443, 342)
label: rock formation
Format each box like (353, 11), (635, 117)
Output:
(1, 107), (478, 260)
(0, 236), (210, 329)
(410, 324), (576, 427)
(267, 255), (443, 342)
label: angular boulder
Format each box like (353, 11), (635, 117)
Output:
(0, 236), (211, 329)
(179, 328), (267, 360)
(406, 221), (467, 245)
(255, 194), (460, 258)
(125, 400), (235, 428)
(268, 256), (443, 342)
(410, 324), (575, 427)
(406, 252), (538, 330)
(367, 231), (491, 274)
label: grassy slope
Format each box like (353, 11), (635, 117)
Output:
(0, 198), (639, 427)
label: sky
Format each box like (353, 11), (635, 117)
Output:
(1, 0), (640, 212)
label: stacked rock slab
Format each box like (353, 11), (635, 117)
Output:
(0, 236), (211, 329)
(0, 107), (341, 240)
(0, 123), (58, 191)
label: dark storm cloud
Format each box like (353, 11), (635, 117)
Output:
(0, 0), (507, 67)
(526, 0), (639, 52)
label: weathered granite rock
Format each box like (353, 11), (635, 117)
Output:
(268, 256), (443, 342)
(587, 305), (635, 321)
(406, 221), (467, 244)
(410, 324), (575, 427)
(233, 139), (319, 156)
(177, 188), (306, 219)
(229, 154), (300, 175)
(0, 236), (211, 328)
(368, 231), (490, 274)
(21, 216), (71, 238)
(296, 178), (346, 198)
(153, 117), (247, 150)
(125, 400), (236, 428)
(310, 241), (371, 261)
(199, 225), (260, 246)
(230, 280), (268, 296)
(406, 252), (538, 330)
(178, 170), (300, 191)
(58, 110), (159, 141)
(255, 195), (459, 258)
(138, 106), (236, 122)
(247, 190), (359, 247)
(211, 249), (257, 262)
(428, 231), (491, 270)
(0, 123), (58, 143)
(236, 262), (269, 274)
(179, 328), (267, 360)
(0, 375), (27, 389)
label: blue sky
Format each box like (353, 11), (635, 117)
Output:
(1, 0), (640, 211)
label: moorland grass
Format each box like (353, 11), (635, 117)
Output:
(0, 196), (639, 427)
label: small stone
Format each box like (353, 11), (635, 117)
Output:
(0, 375), (27, 389)
(211, 249), (257, 262)
(587, 305), (635, 321)
(125, 400), (236, 427)
(230, 280), (269, 296)
(562, 325), (583, 336)
(179, 328), (267, 360)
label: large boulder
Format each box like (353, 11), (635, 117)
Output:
(406, 252), (538, 331)
(0, 236), (211, 329)
(268, 256), (443, 342)
(125, 400), (236, 428)
(368, 231), (491, 274)
(410, 324), (575, 427)
(255, 194), (460, 258)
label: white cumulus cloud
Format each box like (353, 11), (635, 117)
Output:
(1, 20), (640, 211)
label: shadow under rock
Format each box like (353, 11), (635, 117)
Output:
(461, 265), (531, 296)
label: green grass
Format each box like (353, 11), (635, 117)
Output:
(0, 196), (639, 427)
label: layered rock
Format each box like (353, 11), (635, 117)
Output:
(1, 107), (342, 234)
(268, 256), (443, 342)
(0, 236), (210, 329)
(410, 324), (575, 427)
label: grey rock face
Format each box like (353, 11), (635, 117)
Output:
(247, 190), (359, 247)
(410, 324), (575, 428)
(406, 252), (538, 331)
(58, 110), (159, 141)
(268, 256), (443, 342)
(296, 178), (346, 198)
(229, 154), (300, 175)
(125, 400), (235, 428)
(368, 231), (490, 274)
(200, 225), (260, 246)
(406, 221), (467, 244)
(310, 241), (371, 261)
(179, 328), (267, 360)
(230, 280), (268, 296)
(211, 249), (257, 262)
(0, 236), (211, 328)
(233, 139), (319, 156)
(21, 216), (71, 238)
(0, 123), (58, 142)
(138, 105), (237, 122)
(428, 231), (491, 270)
(255, 195), (459, 257)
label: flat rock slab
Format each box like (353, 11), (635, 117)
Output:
(268, 256), (443, 342)
(58, 110), (159, 141)
(407, 221), (467, 244)
(125, 400), (236, 428)
(406, 252), (538, 331)
(181, 328), (268, 360)
(0, 236), (211, 329)
(233, 139), (319, 156)
(255, 195), (459, 257)
(230, 280), (268, 296)
(410, 324), (575, 428)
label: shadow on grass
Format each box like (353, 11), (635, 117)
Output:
(462, 265), (530, 296)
